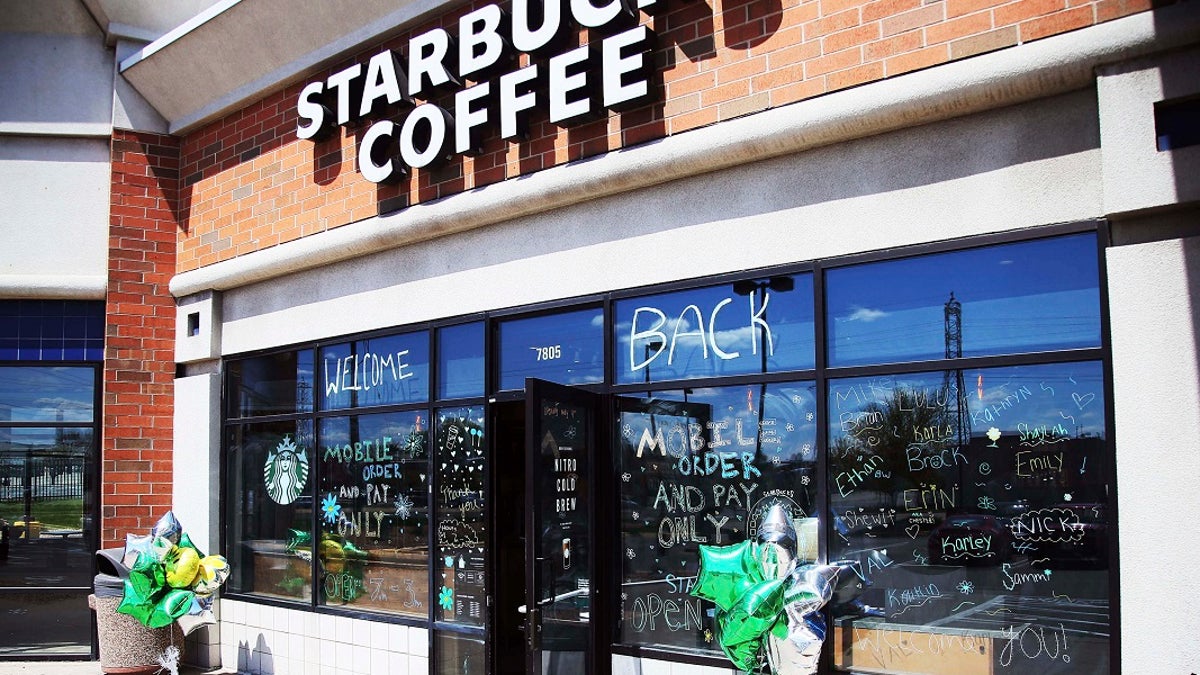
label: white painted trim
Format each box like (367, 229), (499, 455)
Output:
(169, 4), (1200, 299)
(0, 275), (108, 300)
(118, 0), (243, 69)
(0, 122), (112, 138)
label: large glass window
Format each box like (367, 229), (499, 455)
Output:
(615, 382), (818, 653)
(825, 234), (1101, 367)
(225, 420), (315, 601)
(496, 308), (604, 390)
(827, 362), (1110, 673)
(0, 364), (99, 657)
(320, 331), (430, 410)
(227, 350), (315, 418)
(434, 406), (487, 626)
(438, 322), (485, 400)
(318, 412), (430, 616)
(614, 274), (814, 385)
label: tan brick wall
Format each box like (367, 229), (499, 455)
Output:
(104, 130), (179, 548)
(176, 0), (1159, 273)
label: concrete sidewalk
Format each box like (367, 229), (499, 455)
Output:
(0, 663), (236, 674)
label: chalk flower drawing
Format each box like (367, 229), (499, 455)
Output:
(321, 493), (341, 524)
(264, 435), (309, 505)
(394, 494), (414, 519)
(403, 430), (425, 457)
(957, 581), (975, 595)
(438, 586), (455, 611)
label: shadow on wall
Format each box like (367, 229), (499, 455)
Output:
(238, 633), (274, 674)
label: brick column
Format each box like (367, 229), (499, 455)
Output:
(103, 130), (180, 548)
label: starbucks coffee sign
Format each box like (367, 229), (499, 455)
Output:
(296, 0), (661, 183)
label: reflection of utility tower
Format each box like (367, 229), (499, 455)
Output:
(944, 293), (968, 448)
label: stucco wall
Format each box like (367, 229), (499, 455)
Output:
(0, 136), (111, 296)
(1107, 233), (1200, 673)
(0, 30), (113, 135)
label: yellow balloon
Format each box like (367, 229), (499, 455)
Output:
(193, 555), (230, 595)
(320, 539), (346, 574)
(166, 547), (201, 588)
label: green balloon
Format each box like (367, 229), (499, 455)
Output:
(691, 541), (763, 612)
(160, 588), (196, 621)
(127, 551), (167, 603)
(714, 579), (786, 671)
(178, 531), (204, 557)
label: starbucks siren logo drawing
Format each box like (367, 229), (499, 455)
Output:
(265, 435), (309, 505)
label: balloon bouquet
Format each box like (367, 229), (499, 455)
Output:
(116, 511), (232, 673)
(690, 504), (852, 675)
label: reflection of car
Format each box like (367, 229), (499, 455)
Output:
(927, 514), (1012, 566)
(1042, 503), (1108, 569)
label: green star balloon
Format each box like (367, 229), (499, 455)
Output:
(716, 578), (786, 670)
(690, 540), (764, 612)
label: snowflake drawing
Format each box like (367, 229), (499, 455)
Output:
(785, 422), (795, 432)
(403, 430), (426, 457)
(622, 424), (634, 439)
(800, 475), (811, 485)
(621, 472), (631, 483)
(957, 581), (975, 595)
(321, 493), (342, 524)
(563, 425), (577, 440)
(805, 412), (814, 422)
(1044, 569), (1053, 576)
(626, 548), (636, 559)
(394, 494), (415, 519)
(438, 586), (455, 611)
(631, 511), (640, 521)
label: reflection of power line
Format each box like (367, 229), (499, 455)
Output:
(943, 293), (968, 447)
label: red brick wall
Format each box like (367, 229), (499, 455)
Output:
(103, 130), (180, 549)
(176, 0), (1161, 273)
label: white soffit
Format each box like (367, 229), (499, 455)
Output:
(119, 0), (451, 134)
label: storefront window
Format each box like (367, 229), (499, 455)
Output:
(434, 406), (487, 626)
(615, 382), (818, 653)
(321, 332), (430, 410)
(826, 233), (1101, 367)
(227, 350), (314, 417)
(613, 274), (814, 385)
(438, 322), (485, 400)
(225, 420), (315, 601)
(0, 366), (96, 422)
(317, 412), (430, 617)
(827, 362), (1110, 674)
(495, 308), (604, 391)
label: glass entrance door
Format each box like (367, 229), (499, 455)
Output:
(0, 366), (99, 657)
(524, 379), (600, 675)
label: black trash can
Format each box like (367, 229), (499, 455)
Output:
(89, 547), (184, 675)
